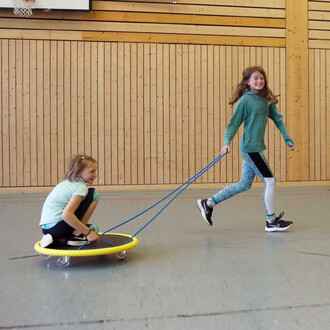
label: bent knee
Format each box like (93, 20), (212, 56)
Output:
(264, 177), (276, 190)
(240, 180), (253, 192)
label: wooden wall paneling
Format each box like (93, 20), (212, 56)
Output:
(176, 44), (183, 184)
(64, 41), (72, 176)
(163, 43), (170, 184)
(286, 0), (309, 181)
(0, 40), (2, 186)
(309, 0), (330, 11)
(200, 45), (208, 183)
(82, 32), (285, 48)
(309, 21), (330, 32)
(104, 42), (112, 185)
(182, 44), (189, 183)
(156, 43), (164, 184)
(169, 44), (176, 183)
(117, 42), (125, 184)
(327, 49), (330, 180)
(268, 48), (276, 177)
(231, 46), (239, 183)
(279, 48), (287, 182)
(1, 0), (330, 191)
(29, 40), (37, 186)
(308, 50), (315, 180)
(70, 42), (78, 159)
(9, 40), (16, 186)
(207, 45), (215, 183)
(90, 42), (99, 180)
(110, 42), (118, 184)
(320, 49), (327, 180)
(219, 46), (227, 183)
(143, 43), (151, 184)
(97, 42), (105, 185)
(225, 46), (233, 183)
(150, 43), (157, 184)
(272, 47), (280, 179)
(77, 42), (85, 158)
(194, 45), (202, 184)
(273, 47), (281, 180)
(50, 41), (58, 185)
(314, 49), (321, 180)
(275, 47), (283, 180)
(136, 43), (144, 184)
(43, 40), (51, 186)
(56, 41), (64, 182)
(100, 10), (284, 25)
(237, 47), (246, 181)
(188, 44), (196, 182)
(130, 43), (138, 185)
(213, 45), (220, 183)
(171, 0), (285, 6)
(114, 0), (285, 7)
(124, 42), (132, 185)
(36, 40), (44, 186)
(1, 39), (9, 186)
(82, 11), (285, 28)
(93, 1), (285, 18)
(83, 42), (91, 159)
(15, 40), (23, 186)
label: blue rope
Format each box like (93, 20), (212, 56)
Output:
(78, 238), (114, 250)
(102, 152), (227, 236)
(78, 152), (227, 250)
(125, 152), (227, 243)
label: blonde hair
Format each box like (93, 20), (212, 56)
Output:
(229, 66), (279, 106)
(64, 154), (97, 182)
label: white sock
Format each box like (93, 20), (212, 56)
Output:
(207, 198), (215, 208)
(267, 214), (276, 223)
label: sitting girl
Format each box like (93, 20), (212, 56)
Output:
(39, 155), (100, 247)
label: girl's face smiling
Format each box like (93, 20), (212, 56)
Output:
(79, 162), (97, 185)
(247, 71), (265, 94)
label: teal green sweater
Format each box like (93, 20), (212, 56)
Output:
(224, 92), (294, 153)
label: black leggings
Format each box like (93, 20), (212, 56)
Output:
(42, 188), (95, 239)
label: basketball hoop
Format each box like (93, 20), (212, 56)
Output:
(13, 0), (35, 17)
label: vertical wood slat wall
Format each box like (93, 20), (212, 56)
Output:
(308, 0), (330, 182)
(0, 0), (329, 191)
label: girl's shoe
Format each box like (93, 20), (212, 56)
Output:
(40, 234), (53, 248)
(197, 199), (213, 226)
(67, 233), (88, 246)
(265, 212), (293, 232)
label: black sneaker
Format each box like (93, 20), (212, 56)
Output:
(67, 233), (88, 246)
(265, 212), (293, 232)
(197, 199), (213, 226)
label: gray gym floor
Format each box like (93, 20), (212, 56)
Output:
(1, 186), (329, 330)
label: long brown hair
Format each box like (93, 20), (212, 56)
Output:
(229, 66), (279, 106)
(64, 154), (97, 182)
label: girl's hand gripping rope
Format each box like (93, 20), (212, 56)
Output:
(220, 146), (230, 155)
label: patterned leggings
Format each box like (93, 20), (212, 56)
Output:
(211, 151), (276, 217)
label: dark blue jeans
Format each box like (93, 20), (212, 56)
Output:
(42, 188), (95, 239)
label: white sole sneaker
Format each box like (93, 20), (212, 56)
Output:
(40, 234), (53, 248)
(265, 222), (293, 232)
(197, 199), (212, 226)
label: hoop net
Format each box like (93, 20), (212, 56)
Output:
(13, 0), (35, 17)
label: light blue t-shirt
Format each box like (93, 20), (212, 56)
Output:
(39, 178), (88, 229)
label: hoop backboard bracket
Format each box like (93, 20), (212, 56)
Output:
(0, 0), (92, 12)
